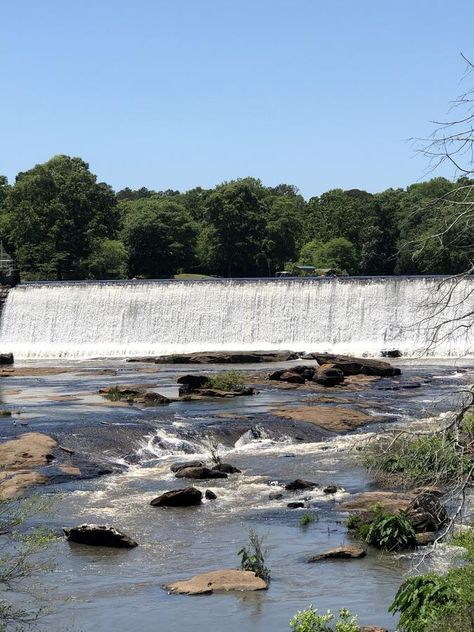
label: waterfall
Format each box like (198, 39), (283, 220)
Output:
(0, 277), (472, 359)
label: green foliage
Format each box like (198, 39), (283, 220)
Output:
(300, 512), (318, 527)
(102, 385), (124, 401)
(85, 239), (128, 279)
(359, 505), (416, 551)
(2, 155), (118, 280)
(289, 605), (358, 632)
(120, 197), (197, 278)
(299, 238), (358, 274)
(238, 529), (270, 581)
(206, 370), (246, 392)
(389, 574), (460, 632)
(363, 432), (471, 487)
(204, 436), (222, 467)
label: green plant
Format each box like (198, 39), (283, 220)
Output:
(102, 385), (124, 402)
(361, 506), (416, 551)
(300, 512), (318, 527)
(363, 432), (471, 488)
(238, 529), (270, 581)
(206, 370), (246, 392)
(289, 605), (358, 632)
(389, 574), (459, 632)
(204, 435), (222, 468)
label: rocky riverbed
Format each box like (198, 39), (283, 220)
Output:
(0, 356), (472, 631)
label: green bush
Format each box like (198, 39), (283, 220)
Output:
(358, 505), (416, 551)
(289, 605), (358, 632)
(238, 529), (270, 581)
(389, 573), (460, 632)
(206, 370), (246, 392)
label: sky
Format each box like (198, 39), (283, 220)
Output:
(1, 0), (473, 199)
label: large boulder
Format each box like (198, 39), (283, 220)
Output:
(305, 353), (401, 377)
(313, 364), (345, 386)
(278, 371), (306, 384)
(285, 478), (318, 491)
(177, 374), (210, 392)
(308, 545), (367, 562)
(171, 460), (205, 473)
(63, 524), (138, 548)
(0, 353), (13, 365)
(165, 569), (268, 594)
(175, 466), (228, 480)
(150, 487), (202, 507)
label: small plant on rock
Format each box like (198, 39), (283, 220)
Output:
(300, 512), (318, 527)
(238, 529), (270, 581)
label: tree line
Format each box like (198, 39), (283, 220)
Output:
(0, 154), (471, 280)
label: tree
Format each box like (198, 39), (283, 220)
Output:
(120, 197), (196, 277)
(84, 239), (128, 279)
(198, 179), (269, 277)
(1, 155), (118, 280)
(299, 237), (358, 274)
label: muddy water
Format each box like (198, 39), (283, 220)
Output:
(1, 359), (473, 632)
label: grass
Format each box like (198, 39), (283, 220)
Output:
(238, 529), (270, 581)
(300, 512), (318, 527)
(206, 370), (246, 392)
(362, 432), (471, 487)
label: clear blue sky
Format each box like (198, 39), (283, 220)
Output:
(1, 0), (473, 198)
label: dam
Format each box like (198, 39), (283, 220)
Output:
(0, 276), (472, 359)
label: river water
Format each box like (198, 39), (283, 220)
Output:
(1, 358), (472, 631)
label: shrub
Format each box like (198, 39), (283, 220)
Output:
(206, 370), (246, 392)
(289, 605), (358, 632)
(358, 505), (416, 551)
(389, 574), (460, 632)
(238, 529), (270, 581)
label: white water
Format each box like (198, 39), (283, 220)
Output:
(1, 277), (472, 358)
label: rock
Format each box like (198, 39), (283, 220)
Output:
(150, 487), (202, 507)
(415, 532), (436, 546)
(381, 349), (402, 358)
(165, 569), (268, 594)
(308, 545), (367, 562)
(212, 463), (241, 474)
(407, 492), (448, 532)
(323, 485), (338, 494)
(177, 374), (210, 392)
(98, 385), (170, 405)
(272, 406), (374, 433)
(205, 489), (217, 500)
(358, 627), (388, 632)
(0, 353), (13, 365)
(269, 366), (315, 381)
(287, 502), (305, 508)
(285, 479), (318, 491)
(170, 461), (205, 473)
(191, 388), (255, 398)
(131, 351), (299, 364)
(0, 433), (57, 470)
(313, 364), (345, 387)
(279, 371), (306, 384)
(305, 353), (401, 377)
(63, 524), (138, 548)
(341, 491), (418, 514)
(175, 466), (228, 480)
(269, 491), (283, 500)
(140, 391), (171, 405)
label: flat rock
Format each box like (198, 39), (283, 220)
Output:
(63, 524), (138, 548)
(340, 491), (417, 514)
(150, 487), (202, 507)
(272, 406), (373, 433)
(304, 353), (401, 377)
(131, 351), (299, 364)
(166, 569), (268, 594)
(287, 502), (305, 508)
(0, 433), (57, 470)
(175, 466), (228, 480)
(308, 545), (367, 562)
